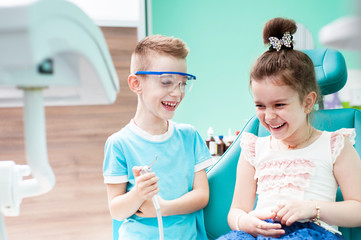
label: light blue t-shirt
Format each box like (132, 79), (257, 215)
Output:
(103, 120), (212, 240)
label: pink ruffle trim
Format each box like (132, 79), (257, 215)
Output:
(256, 158), (315, 194)
(330, 128), (356, 163)
(240, 132), (257, 165)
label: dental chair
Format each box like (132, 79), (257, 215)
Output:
(204, 48), (361, 240)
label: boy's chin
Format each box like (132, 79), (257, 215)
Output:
(163, 114), (175, 120)
(158, 112), (174, 121)
(160, 109), (176, 119)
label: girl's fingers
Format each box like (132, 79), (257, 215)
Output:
(256, 221), (282, 230)
(255, 222), (285, 237)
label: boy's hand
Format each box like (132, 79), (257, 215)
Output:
(132, 166), (159, 201)
(136, 196), (165, 218)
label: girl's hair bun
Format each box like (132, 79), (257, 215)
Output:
(263, 18), (297, 47)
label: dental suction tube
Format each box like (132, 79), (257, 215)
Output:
(140, 156), (164, 240)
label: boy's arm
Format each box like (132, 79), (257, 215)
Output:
(160, 169), (209, 216)
(106, 167), (159, 221)
(107, 183), (138, 220)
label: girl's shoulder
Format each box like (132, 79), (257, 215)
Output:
(240, 132), (270, 164)
(330, 128), (356, 144)
(240, 132), (269, 146)
(329, 128), (356, 162)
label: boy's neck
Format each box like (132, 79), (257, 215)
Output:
(132, 118), (169, 135)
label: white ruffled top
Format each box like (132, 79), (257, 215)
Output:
(241, 128), (356, 234)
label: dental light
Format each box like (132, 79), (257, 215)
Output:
(319, 1), (361, 52)
(0, 0), (119, 238)
(319, 16), (361, 52)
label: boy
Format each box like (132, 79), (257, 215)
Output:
(103, 35), (213, 239)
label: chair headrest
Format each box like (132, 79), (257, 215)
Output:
(302, 48), (347, 95)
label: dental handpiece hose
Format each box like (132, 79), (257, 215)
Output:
(140, 156), (164, 240)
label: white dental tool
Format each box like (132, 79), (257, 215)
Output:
(140, 155), (164, 240)
(0, 0), (119, 239)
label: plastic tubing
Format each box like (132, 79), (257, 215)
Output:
(152, 197), (164, 240)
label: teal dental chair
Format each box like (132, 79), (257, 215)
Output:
(204, 48), (361, 240)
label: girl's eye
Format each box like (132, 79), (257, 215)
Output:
(255, 104), (264, 108)
(275, 103), (285, 107)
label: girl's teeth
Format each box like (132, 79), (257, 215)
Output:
(271, 123), (284, 129)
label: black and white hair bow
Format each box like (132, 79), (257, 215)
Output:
(268, 32), (293, 51)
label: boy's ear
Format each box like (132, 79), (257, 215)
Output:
(128, 74), (142, 94)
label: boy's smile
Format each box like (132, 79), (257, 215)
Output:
(161, 101), (178, 111)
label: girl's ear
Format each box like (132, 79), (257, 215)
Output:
(304, 91), (317, 113)
(128, 75), (142, 94)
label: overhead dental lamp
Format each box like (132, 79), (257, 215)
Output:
(319, 15), (361, 52)
(319, 1), (361, 52)
(0, 0), (119, 238)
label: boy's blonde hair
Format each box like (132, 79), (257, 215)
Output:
(130, 35), (189, 74)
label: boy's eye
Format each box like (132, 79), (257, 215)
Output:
(160, 75), (174, 86)
(255, 104), (264, 108)
(160, 79), (173, 86)
(275, 103), (285, 107)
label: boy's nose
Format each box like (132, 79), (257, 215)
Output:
(169, 82), (183, 95)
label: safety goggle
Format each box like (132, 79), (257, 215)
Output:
(135, 71), (196, 93)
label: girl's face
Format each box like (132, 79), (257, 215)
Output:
(251, 78), (312, 143)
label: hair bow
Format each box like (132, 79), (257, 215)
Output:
(268, 32), (293, 51)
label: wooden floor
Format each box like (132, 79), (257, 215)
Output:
(1, 27), (138, 240)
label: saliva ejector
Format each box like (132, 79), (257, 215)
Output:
(140, 155), (164, 240)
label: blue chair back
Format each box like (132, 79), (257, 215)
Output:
(204, 48), (361, 240)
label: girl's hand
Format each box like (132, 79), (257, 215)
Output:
(132, 166), (159, 201)
(239, 212), (285, 238)
(273, 200), (316, 226)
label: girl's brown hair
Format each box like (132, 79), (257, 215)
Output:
(250, 18), (319, 102)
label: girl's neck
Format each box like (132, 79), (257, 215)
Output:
(272, 126), (318, 150)
(132, 117), (169, 135)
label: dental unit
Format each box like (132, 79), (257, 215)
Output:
(0, 0), (119, 239)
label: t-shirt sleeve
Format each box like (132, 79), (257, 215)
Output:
(103, 136), (128, 184)
(193, 130), (213, 172)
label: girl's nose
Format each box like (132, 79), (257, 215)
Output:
(265, 108), (276, 121)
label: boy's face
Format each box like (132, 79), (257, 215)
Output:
(138, 54), (188, 121)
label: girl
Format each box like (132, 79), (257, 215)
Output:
(218, 18), (361, 239)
